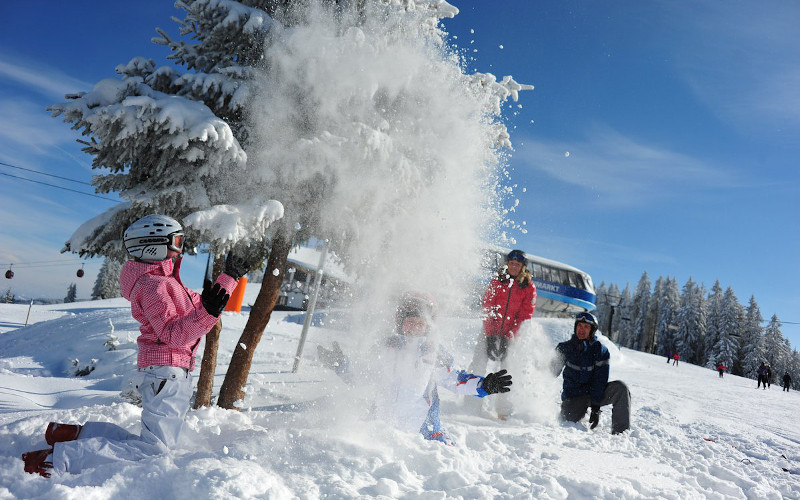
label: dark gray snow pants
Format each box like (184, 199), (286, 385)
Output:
(560, 380), (631, 434)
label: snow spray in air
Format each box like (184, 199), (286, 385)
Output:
(247, 1), (530, 427)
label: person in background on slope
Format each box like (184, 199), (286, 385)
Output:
(673, 352), (680, 366)
(468, 249), (535, 420)
(552, 312), (631, 435)
(782, 371), (792, 392)
(666, 351), (672, 363)
(716, 364), (727, 378)
(22, 214), (249, 477)
(317, 292), (513, 445)
(757, 362), (769, 389)
(766, 364), (773, 388)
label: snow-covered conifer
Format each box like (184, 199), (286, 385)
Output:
(675, 278), (707, 364)
(64, 283), (78, 304)
(704, 280), (724, 367)
(612, 284), (632, 346)
(740, 296), (765, 378)
(709, 286), (742, 372)
(656, 277), (680, 356)
(92, 258), (123, 300)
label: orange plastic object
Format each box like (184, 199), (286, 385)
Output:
(224, 276), (247, 313)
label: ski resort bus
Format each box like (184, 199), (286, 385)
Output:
(485, 247), (596, 314)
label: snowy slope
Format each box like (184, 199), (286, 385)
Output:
(1, 288), (798, 499)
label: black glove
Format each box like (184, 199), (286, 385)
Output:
(482, 369), (512, 394)
(486, 336), (498, 361)
(201, 283), (230, 317)
(589, 406), (601, 429)
(224, 252), (249, 280)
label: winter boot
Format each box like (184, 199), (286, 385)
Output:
(45, 422), (82, 445)
(21, 448), (53, 477)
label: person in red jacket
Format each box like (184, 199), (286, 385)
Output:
(469, 249), (536, 419)
(22, 214), (247, 477)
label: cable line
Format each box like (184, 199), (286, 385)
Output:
(0, 171), (117, 202)
(0, 161), (92, 185)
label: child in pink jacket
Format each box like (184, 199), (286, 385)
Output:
(22, 214), (246, 477)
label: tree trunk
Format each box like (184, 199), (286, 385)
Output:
(217, 234), (292, 410)
(193, 255), (227, 408)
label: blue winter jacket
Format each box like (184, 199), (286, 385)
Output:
(554, 334), (610, 405)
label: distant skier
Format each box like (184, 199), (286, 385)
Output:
(766, 365), (773, 388)
(716, 364), (727, 378)
(318, 292), (512, 444)
(782, 372), (791, 392)
(666, 351), (672, 363)
(22, 215), (247, 477)
(757, 362), (769, 389)
(552, 312), (631, 434)
(673, 353), (680, 366)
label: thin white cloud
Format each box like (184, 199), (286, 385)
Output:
(0, 98), (77, 150)
(0, 53), (91, 99)
(514, 127), (739, 207)
(664, 1), (800, 135)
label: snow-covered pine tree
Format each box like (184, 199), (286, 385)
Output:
(740, 295), (765, 379)
(630, 272), (651, 351)
(641, 275), (663, 353)
(656, 277), (680, 356)
(763, 314), (788, 380)
(594, 282), (609, 334)
(51, 0), (287, 409)
(709, 286), (742, 373)
(675, 278), (707, 365)
(2, 288), (13, 304)
(64, 283), (77, 303)
(612, 284), (632, 346)
(92, 258), (123, 300)
(703, 280), (724, 368)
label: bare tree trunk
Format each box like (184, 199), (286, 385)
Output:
(194, 256), (227, 408)
(217, 234), (292, 410)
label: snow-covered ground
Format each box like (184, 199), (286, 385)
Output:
(1, 284), (798, 499)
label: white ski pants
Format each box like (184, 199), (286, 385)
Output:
(52, 365), (193, 474)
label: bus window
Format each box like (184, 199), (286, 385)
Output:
(567, 271), (579, 288)
(558, 269), (570, 286)
(532, 263), (544, 280)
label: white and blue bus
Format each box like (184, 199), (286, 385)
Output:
(485, 247), (596, 314)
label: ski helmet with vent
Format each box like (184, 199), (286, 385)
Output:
(123, 214), (184, 262)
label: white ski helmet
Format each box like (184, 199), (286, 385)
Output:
(123, 214), (184, 262)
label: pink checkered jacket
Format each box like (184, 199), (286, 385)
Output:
(120, 257), (238, 371)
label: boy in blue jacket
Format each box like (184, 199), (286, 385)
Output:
(552, 312), (630, 434)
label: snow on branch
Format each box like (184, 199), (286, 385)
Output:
(184, 197), (284, 250)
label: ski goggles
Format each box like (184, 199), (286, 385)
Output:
(168, 232), (185, 252)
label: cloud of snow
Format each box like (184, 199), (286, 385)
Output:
(245, 1), (519, 421)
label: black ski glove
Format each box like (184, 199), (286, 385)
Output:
(589, 406), (601, 429)
(224, 252), (249, 280)
(201, 283), (230, 317)
(486, 336), (498, 361)
(482, 369), (512, 394)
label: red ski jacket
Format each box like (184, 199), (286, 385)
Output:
(482, 275), (536, 339)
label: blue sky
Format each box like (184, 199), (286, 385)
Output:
(1, 1), (798, 348)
